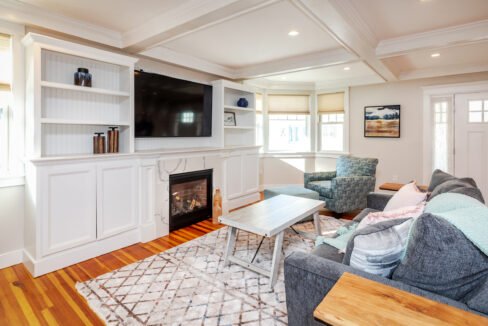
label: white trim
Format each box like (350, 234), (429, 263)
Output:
(423, 81), (488, 95)
(399, 63), (488, 81)
(259, 183), (303, 192)
(376, 20), (488, 58)
(0, 249), (23, 269)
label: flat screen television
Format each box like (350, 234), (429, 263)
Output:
(134, 70), (212, 137)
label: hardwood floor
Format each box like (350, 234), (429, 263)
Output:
(0, 219), (224, 325)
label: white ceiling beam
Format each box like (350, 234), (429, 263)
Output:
(139, 47), (235, 79)
(376, 20), (488, 58)
(292, 0), (397, 82)
(234, 48), (357, 79)
(399, 63), (488, 81)
(0, 0), (122, 48)
(123, 0), (277, 52)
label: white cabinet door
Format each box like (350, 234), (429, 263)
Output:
(41, 163), (97, 256)
(226, 154), (243, 199)
(97, 160), (138, 239)
(242, 154), (259, 194)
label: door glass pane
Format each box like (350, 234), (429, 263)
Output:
(469, 112), (482, 123)
(469, 100), (482, 111)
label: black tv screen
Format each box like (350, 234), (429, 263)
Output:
(134, 71), (212, 137)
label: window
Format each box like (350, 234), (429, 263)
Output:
(318, 92), (345, 152)
(0, 33), (12, 176)
(468, 100), (488, 123)
(267, 94), (310, 151)
(432, 97), (451, 172)
(255, 93), (263, 146)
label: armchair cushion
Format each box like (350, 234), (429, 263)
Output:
(336, 155), (378, 177)
(308, 180), (333, 198)
(304, 171), (336, 185)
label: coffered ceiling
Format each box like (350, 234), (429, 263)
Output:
(1, 0), (487, 89)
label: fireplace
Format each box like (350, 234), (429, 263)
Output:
(169, 169), (213, 231)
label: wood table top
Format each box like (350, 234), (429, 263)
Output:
(219, 194), (324, 237)
(379, 182), (428, 192)
(314, 273), (488, 326)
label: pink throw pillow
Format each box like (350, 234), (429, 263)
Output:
(383, 182), (427, 211)
(357, 202), (426, 230)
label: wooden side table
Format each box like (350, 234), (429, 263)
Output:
(379, 182), (428, 192)
(314, 273), (488, 325)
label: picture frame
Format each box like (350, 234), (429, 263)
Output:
(224, 111), (236, 126)
(364, 105), (400, 138)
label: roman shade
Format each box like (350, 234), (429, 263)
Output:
(0, 33), (11, 90)
(318, 92), (344, 114)
(268, 94), (310, 114)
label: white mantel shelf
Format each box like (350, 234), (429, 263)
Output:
(27, 145), (262, 165)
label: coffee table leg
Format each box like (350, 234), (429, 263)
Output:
(269, 231), (284, 288)
(224, 227), (237, 266)
(313, 211), (322, 236)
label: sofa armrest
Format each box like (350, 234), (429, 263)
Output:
(284, 252), (476, 326)
(304, 171), (336, 186)
(366, 192), (392, 210)
(331, 176), (376, 195)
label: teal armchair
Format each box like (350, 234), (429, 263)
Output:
(304, 156), (378, 213)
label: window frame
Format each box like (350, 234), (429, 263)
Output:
(267, 113), (311, 153)
(0, 20), (25, 187)
(316, 90), (349, 155)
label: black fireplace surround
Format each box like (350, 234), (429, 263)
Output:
(169, 169), (213, 231)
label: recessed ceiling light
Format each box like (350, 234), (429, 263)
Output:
(288, 30), (299, 37)
(343, 66), (351, 71)
(431, 53), (440, 58)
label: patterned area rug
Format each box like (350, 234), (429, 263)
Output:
(76, 216), (346, 325)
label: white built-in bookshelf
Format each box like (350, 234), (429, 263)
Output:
(23, 33), (138, 158)
(212, 80), (256, 147)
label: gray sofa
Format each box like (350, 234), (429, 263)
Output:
(284, 171), (488, 325)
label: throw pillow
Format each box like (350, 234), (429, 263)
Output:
(383, 182), (427, 211)
(429, 178), (484, 203)
(428, 169), (456, 192)
(357, 203), (425, 230)
(392, 213), (488, 301)
(343, 218), (414, 278)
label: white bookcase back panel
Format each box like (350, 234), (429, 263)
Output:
(42, 124), (130, 157)
(41, 49), (130, 92)
(41, 87), (130, 123)
(224, 88), (255, 109)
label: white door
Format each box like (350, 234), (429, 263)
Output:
(454, 93), (488, 200)
(97, 160), (138, 239)
(41, 163), (97, 256)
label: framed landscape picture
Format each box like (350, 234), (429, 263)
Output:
(364, 105), (400, 138)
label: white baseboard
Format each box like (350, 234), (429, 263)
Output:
(259, 183), (302, 192)
(0, 249), (23, 269)
(140, 222), (157, 243)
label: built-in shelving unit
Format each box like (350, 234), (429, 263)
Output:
(212, 80), (257, 147)
(23, 33), (138, 158)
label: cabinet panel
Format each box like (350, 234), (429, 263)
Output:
(41, 164), (97, 256)
(242, 154), (259, 193)
(226, 155), (243, 199)
(97, 160), (138, 239)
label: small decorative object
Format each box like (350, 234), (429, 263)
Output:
(212, 188), (222, 224)
(107, 126), (119, 153)
(364, 105), (400, 138)
(224, 111), (236, 126)
(74, 68), (92, 87)
(93, 132), (106, 154)
(237, 97), (249, 108)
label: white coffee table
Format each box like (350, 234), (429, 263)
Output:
(219, 194), (324, 288)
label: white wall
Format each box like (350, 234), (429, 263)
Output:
(0, 186), (24, 268)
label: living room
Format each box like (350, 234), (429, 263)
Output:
(0, 0), (487, 325)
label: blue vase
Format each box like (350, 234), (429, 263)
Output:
(237, 98), (248, 108)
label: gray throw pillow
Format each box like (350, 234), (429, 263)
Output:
(429, 179), (484, 203)
(428, 169), (456, 192)
(392, 213), (488, 301)
(343, 218), (413, 278)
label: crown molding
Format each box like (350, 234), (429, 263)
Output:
(139, 46), (235, 79)
(234, 48), (357, 79)
(0, 0), (122, 47)
(292, 0), (396, 82)
(244, 79), (316, 91)
(399, 63), (488, 81)
(315, 74), (384, 90)
(376, 20), (488, 58)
